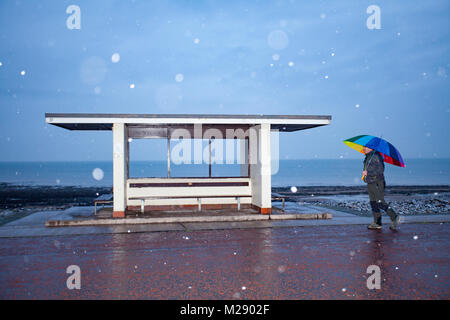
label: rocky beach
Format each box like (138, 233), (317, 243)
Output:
(272, 185), (450, 216)
(0, 183), (111, 225)
(1, 183), (449, 225)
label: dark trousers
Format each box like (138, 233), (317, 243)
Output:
(367, 180), (397, 224)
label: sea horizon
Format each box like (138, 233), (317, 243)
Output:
(1, 157), (448, 162)
(0, 159), (448, 188)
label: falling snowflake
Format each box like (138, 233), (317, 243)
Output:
(129, 83), (135, 89)
(272, 54), (280, 61)
(241, 286), (247, 290)
(92, 168), (104, 181)
(20, 70), (26, 76)
(413, 235), (418, 240)
(288, 61), (294, 67)
(111, 53), (120, 63)
(175, 73), (184, 82)
(194, 38), (200, 44)
(290, 186), (297, 193)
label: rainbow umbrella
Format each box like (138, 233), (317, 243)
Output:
(343, 135), (405, 168)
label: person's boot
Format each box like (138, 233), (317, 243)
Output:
(367, 212), (382, 230)
(387, 207), (399, 230)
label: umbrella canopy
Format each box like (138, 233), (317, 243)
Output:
(344, 135), (405, 167)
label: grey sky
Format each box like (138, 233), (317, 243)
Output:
(0, 0), (449, 161)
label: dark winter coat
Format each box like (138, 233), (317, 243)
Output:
(363, 151), (385, 184)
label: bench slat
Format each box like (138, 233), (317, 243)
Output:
(129, 195), (251, 200)
(130, 181), (248, 188)
(130, 195), (252, 213)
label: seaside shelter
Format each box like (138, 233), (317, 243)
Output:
(45, 113), (331, 218)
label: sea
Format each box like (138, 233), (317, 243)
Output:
(0, 159), (448, 188)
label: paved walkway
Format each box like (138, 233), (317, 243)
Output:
(0, 222), (448, 299)
(0, 205), (448, 300)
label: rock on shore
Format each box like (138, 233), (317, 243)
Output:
(273, 185), (450, 216)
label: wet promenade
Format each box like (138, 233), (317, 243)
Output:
(0, 218), (448, 299)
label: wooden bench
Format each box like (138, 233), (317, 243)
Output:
(127, 178), (252, 213)
(129, 195), (252, 213)
(94, 193), (113, 216)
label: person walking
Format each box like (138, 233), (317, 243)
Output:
(362, 146), (399, 230)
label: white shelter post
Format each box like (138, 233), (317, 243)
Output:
(113, 123), (128, 218)
(250, 123), (272, 214)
